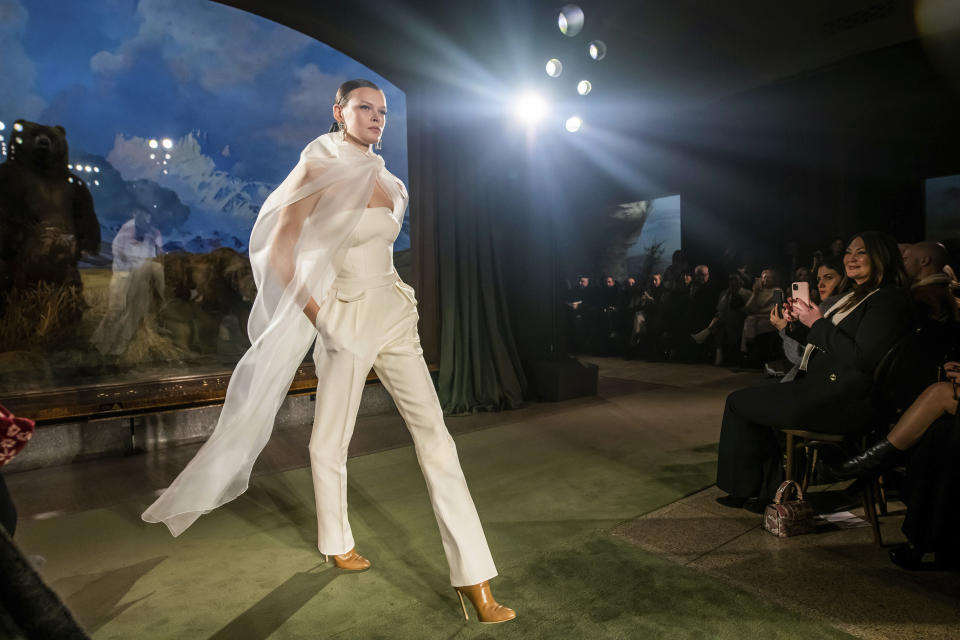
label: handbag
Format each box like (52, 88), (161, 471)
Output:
(764, 480), (816, 537)
(0, 404), (35, 468)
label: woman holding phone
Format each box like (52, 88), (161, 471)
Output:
(768, 257), (849, 382)
(715, 232), (912, 511)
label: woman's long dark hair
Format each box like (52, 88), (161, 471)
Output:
(834, 230), (908, 312)
(328, 78), (382, 133)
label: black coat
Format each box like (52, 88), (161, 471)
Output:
(762, 285), (912, 430)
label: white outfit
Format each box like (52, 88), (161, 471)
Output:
(142, 133), (496, 587)
(310, 207), (496, 586)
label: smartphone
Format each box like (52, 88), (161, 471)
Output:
(791, 281), (811, 306)
(773, 289), (785, 318)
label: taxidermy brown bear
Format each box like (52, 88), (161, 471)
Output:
(0, 120), (100, 339)
(162, 248), (257, 353)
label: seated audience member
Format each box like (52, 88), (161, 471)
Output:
(565, 275), (596, 352)
(902, 241), (960, 324)
(596, 276), (623, 353)
(829, 360), (960, 570)
(768, 257), (849, 382)
(629, 273), (663, 347)
(829, 237), (845, 259)
(688, 265), (720, 335)
(739, 269), (781, 356)
(715, 232), (912, 510)
(793, 266), (811, 287)
(690, 274), (751, 365)
(661, 250), (689, 293)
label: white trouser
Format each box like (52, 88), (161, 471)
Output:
(309, 276), (497, 587)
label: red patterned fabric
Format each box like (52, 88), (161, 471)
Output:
(0, 405), (34, 467)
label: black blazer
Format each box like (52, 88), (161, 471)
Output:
(785, 285), (912, 426)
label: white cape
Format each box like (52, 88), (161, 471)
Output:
(142, 133), (408, 536)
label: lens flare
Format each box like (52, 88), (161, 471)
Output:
(516, 92), (549, 125)
(565, 116), (583, 133)
(546, 58), (563, 77)
(161, 138), (174, 149)
(558, 5), (584, 37)
(577, 80), (592, 95)
(588, 40), (607, 60)
(148, 139), (159, 149)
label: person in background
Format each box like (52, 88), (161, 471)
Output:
(768, 257), (849, 382)
(739, 269), (781, 359)
(902, 241), (959, 324)
(690, 274), (751, 365)
(715, 232), (912, 510)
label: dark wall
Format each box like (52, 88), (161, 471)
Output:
(659, 40), (960, 270)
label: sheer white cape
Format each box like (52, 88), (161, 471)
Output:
(142, 132), (408, 536)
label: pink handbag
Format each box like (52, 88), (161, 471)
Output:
(0, 404), (35, 467)
(764, 480), (816, 537)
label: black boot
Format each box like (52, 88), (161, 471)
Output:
(826, 439), (903, 480)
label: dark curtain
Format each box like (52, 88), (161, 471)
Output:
(407, 88), (526, 414)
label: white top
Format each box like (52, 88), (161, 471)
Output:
(143, 133), (408, 536)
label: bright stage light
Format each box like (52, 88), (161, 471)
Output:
(577, 80), (592, 95)
(148, 139), (159, 149)
(0, 121), (4, 131)
(546, 58), (563, 77)
(13, 122), (23, 132)
(565, 116), (583, 133)
(588, 40), (607, 60)
(558, 5), (584, 37)
(516, 92), (549, 125)
(161, 138), (173, 149)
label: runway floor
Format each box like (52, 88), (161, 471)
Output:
(6, 359), (959, 639)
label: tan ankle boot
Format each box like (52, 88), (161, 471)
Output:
(454, 580), (516, 624)
(323, 547), (371, 571)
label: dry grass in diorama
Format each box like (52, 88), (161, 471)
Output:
(115, 324), (189, 367)
(0, 282), (87, 351)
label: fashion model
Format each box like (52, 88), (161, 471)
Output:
(142, 79), (515, 624)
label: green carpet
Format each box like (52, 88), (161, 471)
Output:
(17, 403), (852, 639)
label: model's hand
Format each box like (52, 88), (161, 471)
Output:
(769, 305), (788, 331)
(791, 298), (823, 328)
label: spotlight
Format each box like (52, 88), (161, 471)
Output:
(15, 136), (23, 145)
(148, 139), (159, 149)
(164, 153), (171, 160)
(0, 121), (4, 131)
(13, 122), (23, 132)
(577, 80), (592, 95)
(161, 138), (173, 149)
(93, 166), (100, 173)
(67, 164), (73, 170)
(588, 40), (607, 60)
(163, 169), (169, 175)
(558, 5), (584, 37)
(546, 58), (563, 77)
(565, 116), (583, 133)
(93, 179), (100, 186)
(150, 153), (156, 159)
(516, 92), (549, 125)
(84, 165), (92, 172)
